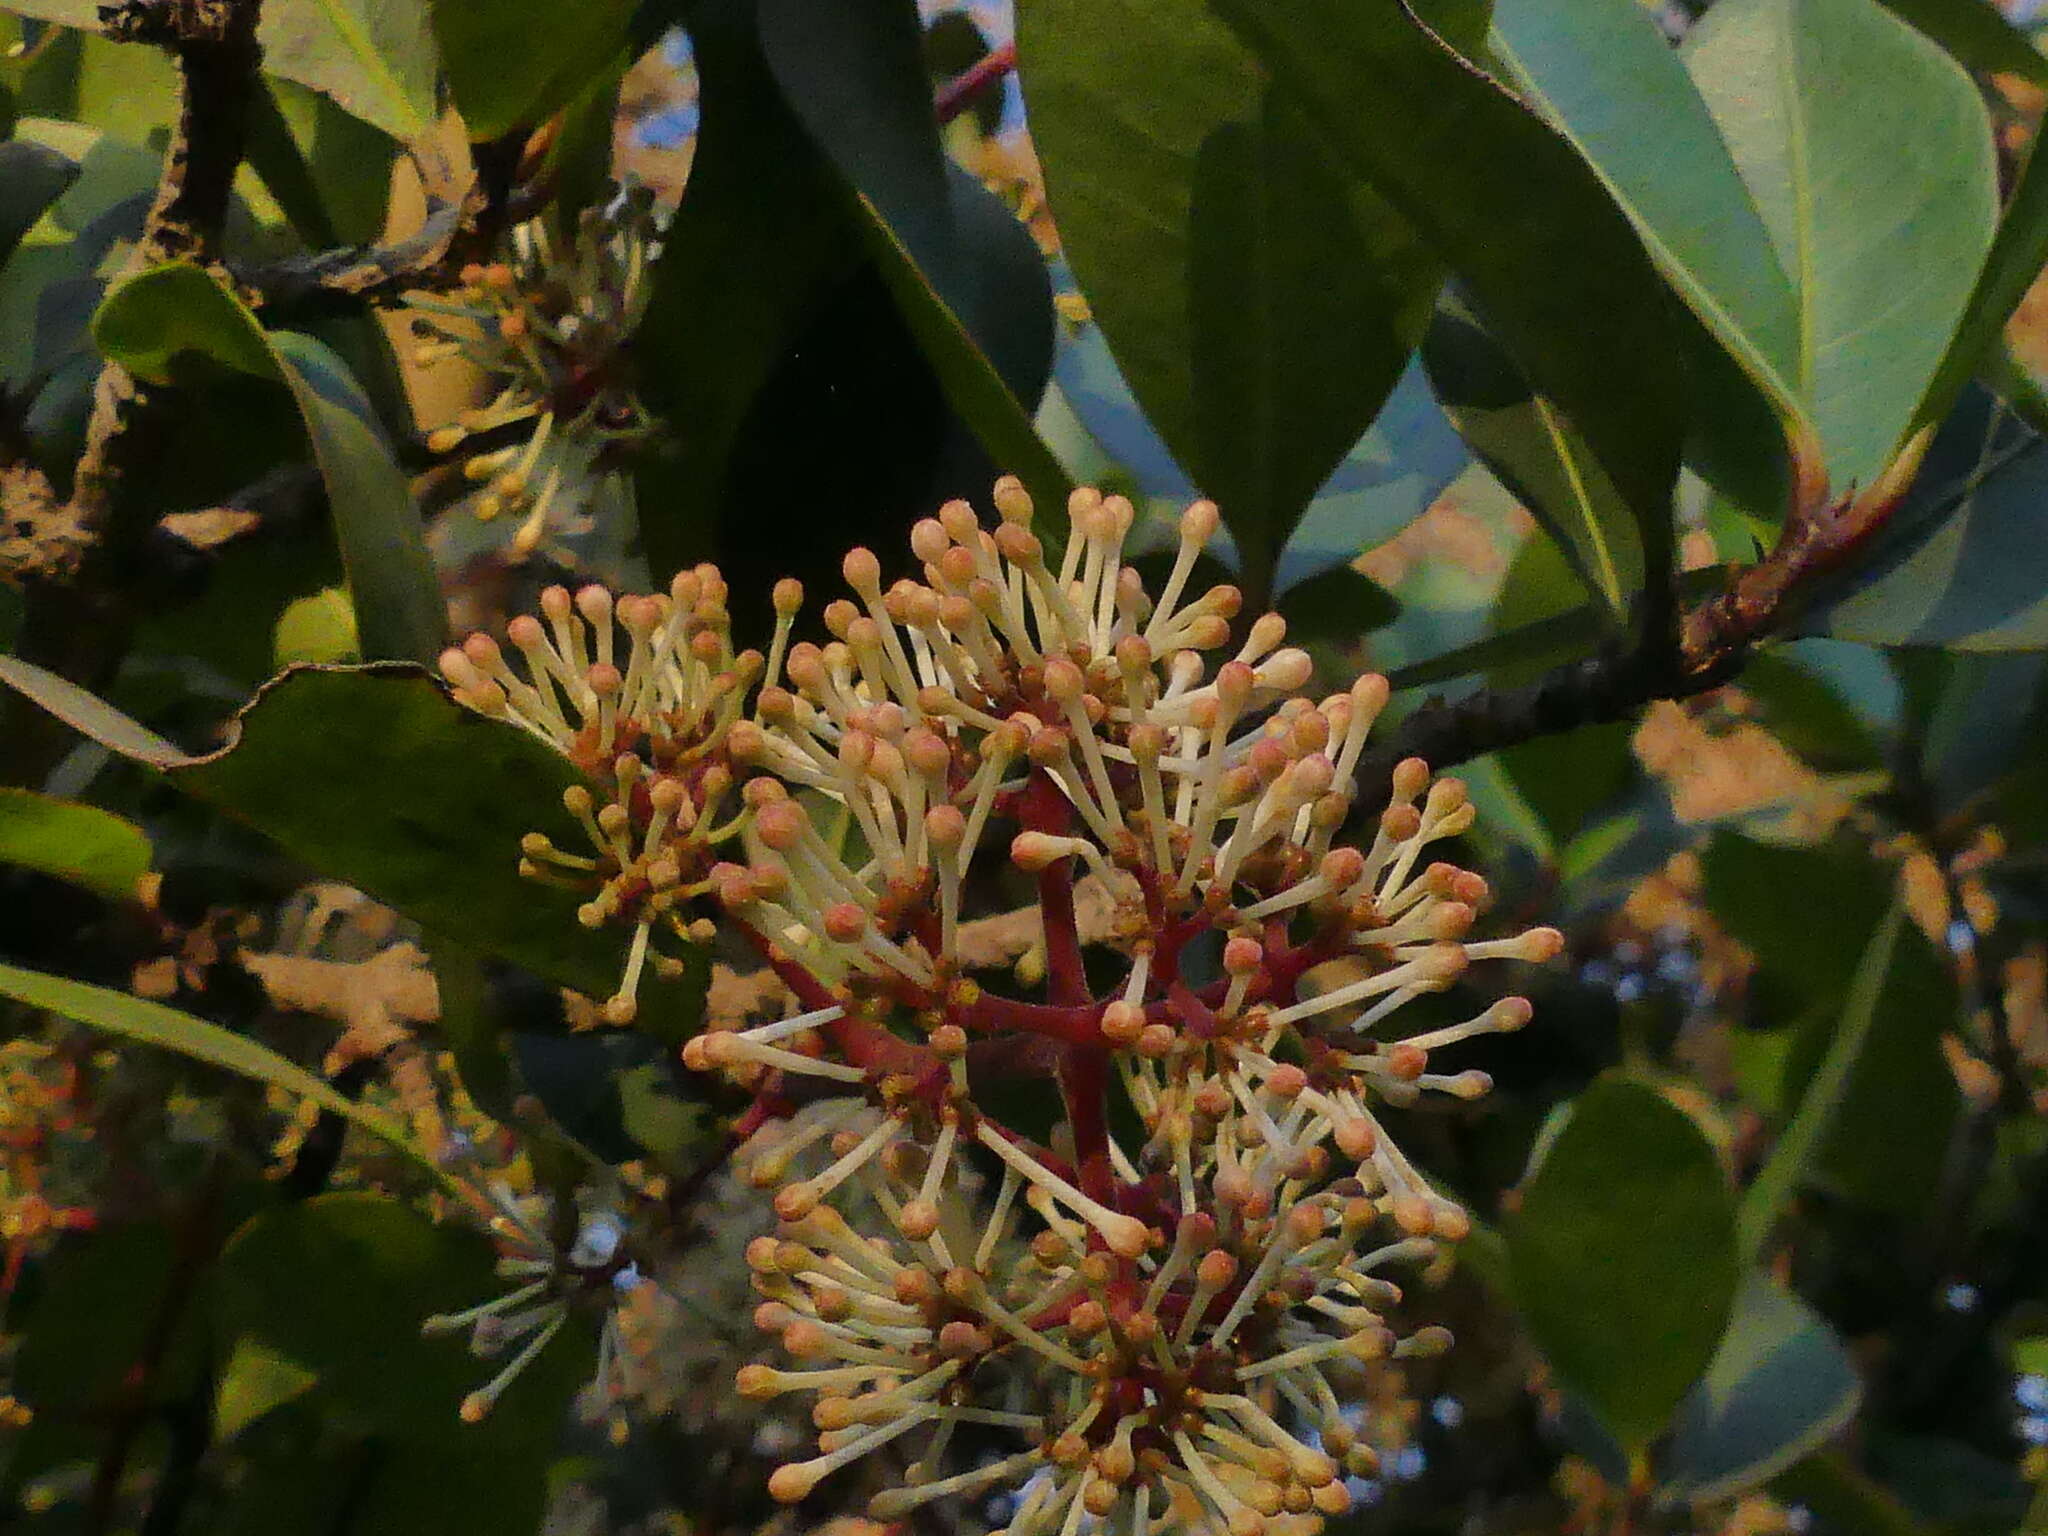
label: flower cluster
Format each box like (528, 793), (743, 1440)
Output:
(441, 479), (1561, 1531)
(438, 568), (761, 1022)
(406, 188), (662, 559)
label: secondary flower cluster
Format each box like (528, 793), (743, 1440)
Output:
(406, 188), (663, 560)
(440, 481), (1560, 1533)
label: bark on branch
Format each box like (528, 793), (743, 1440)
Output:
(1353, 429), (1926, 807)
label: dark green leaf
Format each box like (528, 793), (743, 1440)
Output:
(92, 263), (442, 664)
(1770, 1453), (1934, 1536)
(757, 0), (1063, 519)
(1020, 0), (1449, 602)
(1496, 721), (1636, 851)
(1213, 0), (1686, 628)
(1916, 113), (2048, 439)
(0, 788), (148, 899)
(855, 188), (1074, 520)
(0, 140), (77, 271)
(214, 1336), (319, 1440)
(429, 0), (632, 140)
(1805, 433), (2048, 649)
(1783, 921), (1961, 1216)
(216, 1193), (590, 1531)
(1660, 1272), (1861, 1505)
(0, 960), (442, 1178)
(1739, 646), (1890, 774)
(631, 0), (868, 585)
(1736, 904), (1904, 1261)
(1685, 0), (1998, 493)
(1507, 1074), (1740, 1451)
(1273, 564), (1400, 645)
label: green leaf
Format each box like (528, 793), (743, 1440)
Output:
(1496, 721), (1637, 851)
(1684, 0), (1998, 494)
(1739, 646), (1890, 774)
(1914, 88), (2048, 438)
(1490, 0), (1798, 514)
(0, 960), (445, 1181)
(1659, 1271), (1861, 1505)
(1507, 1073), (1740, 1451)
(0, 787), (149, 899)
(428, 0), (632, 140)
(214, 1335), (319, 1440)
(1805, 432), (2048, 649)
(1736, 904), (1904, 1263)
(1424, 305), (1641, 620)
(1770, 1452), (1933, 1536)
(247, 78), (403, 249)
(1877, 0), (2048, 87)
(92, 263), (443, 664)
(631, 0), (865, 583)
(0, 139), (77, 270)
(260, 0), (439, 140)
(216, 1193), (590, 1531)
(1778, 912), (1962, 1215)
(1272, 563), (1400, 645)
(855, 190), (1074, 520)
(757, 0), (1063, 521)
(1212, 0), (1686, 625)
(0, 659), (703, 1037)
(1020, 0), (1451, 603)
(273, 585), (361, 665)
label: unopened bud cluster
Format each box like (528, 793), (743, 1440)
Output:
(441, 479), (1561, 1532)
(406, 188), (662, 559)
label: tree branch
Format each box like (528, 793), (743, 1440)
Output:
(1353, 428), (1924, 804)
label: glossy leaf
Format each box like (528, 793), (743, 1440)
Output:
(92, 263), (443, 664)
(1019, 0), (1451, 602)
(1660, 1272), (1862, 1505)
(1213, 0), (1687, 622)
(1490, 0), (1798, 513)
(1508, 1074), (1740, 1451)
(248, 78), (403, 249)
(1736, 904), (1904, 1263)
(429, 0), (633, 140)
(1685, 0), (1998, 495)
(0, 960), (443, 1179)
(0, 787), (150, 899)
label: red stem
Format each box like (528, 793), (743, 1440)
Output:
(734, 919), (934, 1079)
(934, 42), (1017, 126)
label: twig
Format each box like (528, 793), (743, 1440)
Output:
(1353, 428), (1923, 803)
